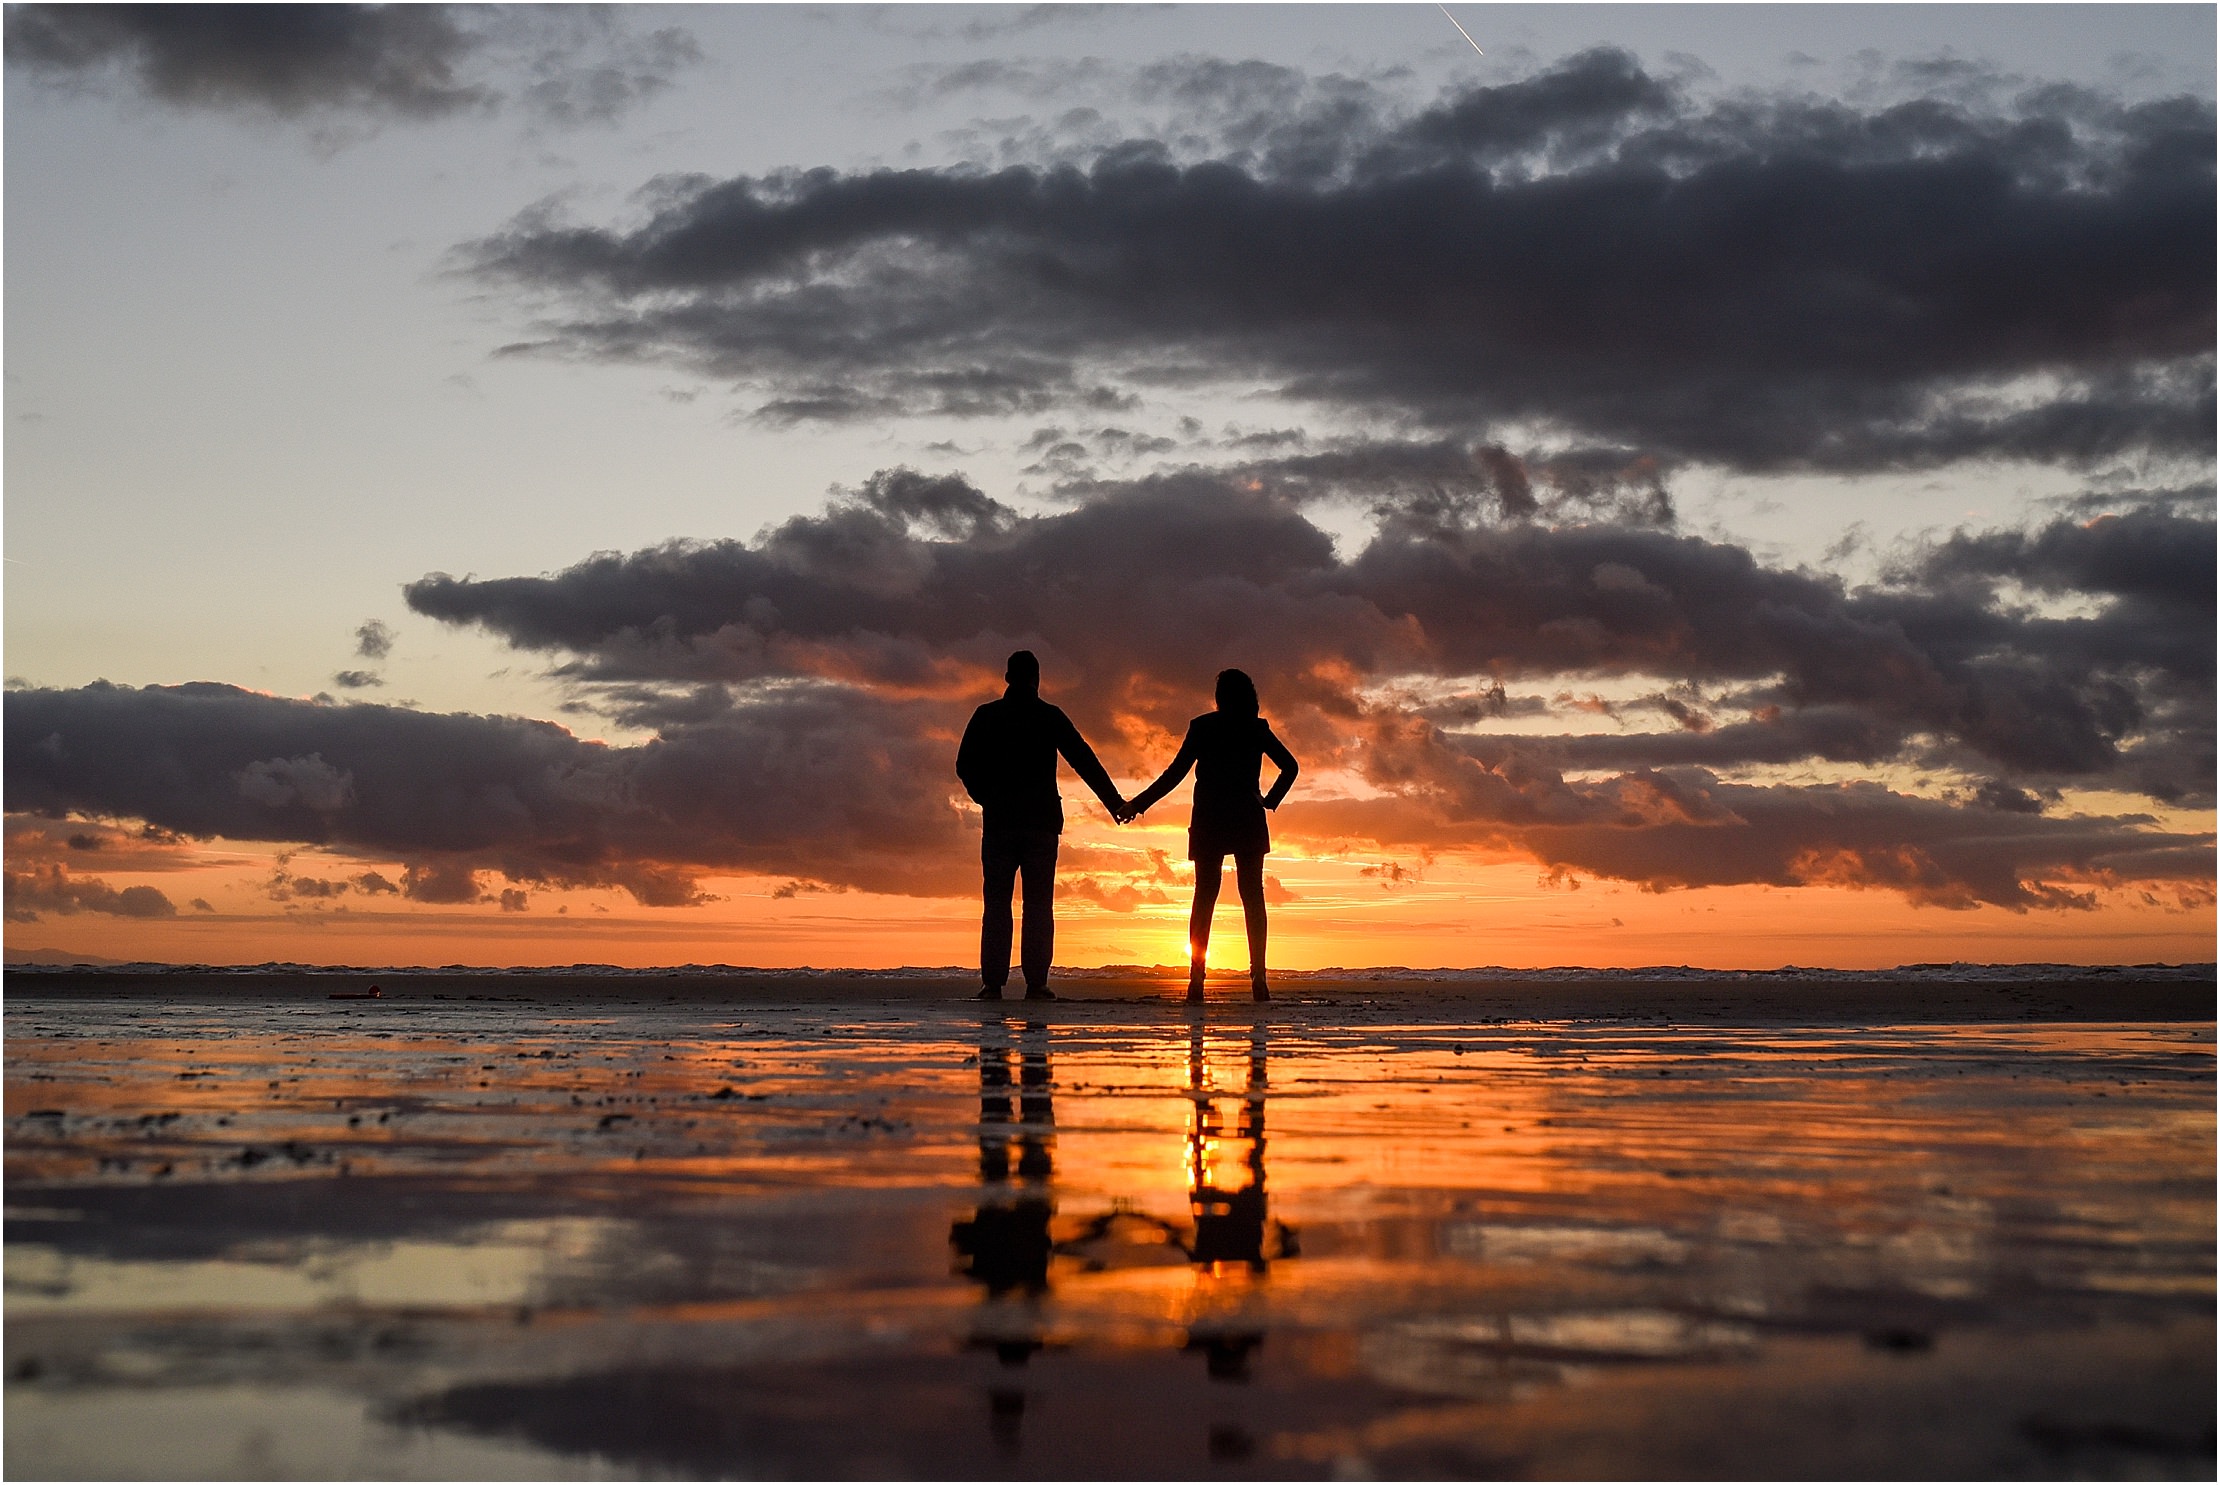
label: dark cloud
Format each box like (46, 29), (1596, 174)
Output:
(397, 469), (2212, 909)
(1914, 504), (2214, 616)
(332, 669), (384, 689)
(851, 466), (1011, 539)
(262, 863), (406, 902)
(5, 4), (493, 118)
(268, 868), (349, 901)
(1399, 44), (1677, 159)
(405, 469), (2212, 804)
(9, 464), (2209, 914)
(1972, 779), (2050, 815)
(402, 858), (492, 905)
(1543, 705), (1910, 773)
(4, 4), (697, 127)
(466, 50), (2213, 472)
(2044, 482), (2213, 523)
(5, 863), (176, 923)
(354, 619), (394, 660)
(898, 53), (1406, 183)
(5, 679), (975, 904)
(1149, 437), (1676, 527)
(1289, 755), (2205, 912)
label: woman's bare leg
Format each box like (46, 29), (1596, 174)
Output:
(1235, 853), (1268, 1000)
(1188, 855), (1225, 1000)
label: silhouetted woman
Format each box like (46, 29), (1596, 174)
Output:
(1125, 669), (1298, 1003)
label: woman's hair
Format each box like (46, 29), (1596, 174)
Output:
(1214, 668), (1260, 718)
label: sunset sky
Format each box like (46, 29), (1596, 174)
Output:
(5, 3), (2213, 970)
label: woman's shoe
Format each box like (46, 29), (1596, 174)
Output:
(1250, 977), (1270, 1003)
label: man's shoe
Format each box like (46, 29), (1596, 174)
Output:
(1023, 986), (1056, 1001)
(1185, 970), (1206, 1003)
(974, 986), (1004, 1001)
(1251, 979), (1271, 1003)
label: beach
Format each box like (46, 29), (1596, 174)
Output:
(8, 5), (2212, 1479)
(5, 965), (2213, 1479)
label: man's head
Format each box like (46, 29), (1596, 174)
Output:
(1005, 650), (1041, 695)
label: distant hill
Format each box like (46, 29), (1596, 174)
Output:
(5, 947), (132, 967)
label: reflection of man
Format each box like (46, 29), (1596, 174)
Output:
(949, 1018), (1056, 1456)
(951, 1018), (1056, 1305)
(956, 650), (1126, 1001)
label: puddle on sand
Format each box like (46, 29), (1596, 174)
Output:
(5, 996), (2213, 1479)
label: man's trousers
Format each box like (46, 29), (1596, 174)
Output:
(981, 829), (1059, 992)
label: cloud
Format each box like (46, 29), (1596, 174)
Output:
(405, 467), (2212, 806)
(402, 858), (490, 905)
(1112, 436), (1675, 526)
(261, 863), (404, 903)
(1059, 874), (1173, 913)
(5, 678), (975, 904)
(464, 50), (2213, 473)
(1290, 718), (2207, 911)
(7, 467), (2209, 915)
(496, 10), (700, 129)
(5, 4), (493, 118)
(1913, 503), (2214, 616)
(404, 470), (2201, 907)
(5, 863), (176, 923)
(5, 814), (214, 874)
(852, 466), (1011, 538)
(354, 620), (395, 660)
(268, 870), (349, 902)
(332, 670), (385, 690)
(236, 753), (356, 813)
(4, 4), (697, 128)
(867, 6), (1134, 45)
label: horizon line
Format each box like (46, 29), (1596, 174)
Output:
(6, 957), (2211, 978)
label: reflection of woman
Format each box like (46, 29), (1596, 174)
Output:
(1187, 1019), (1272, 1269)
(1125, 669), (1298, 1002)
(1180, 1021), (1293, 1383)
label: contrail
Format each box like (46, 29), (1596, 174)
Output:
(1437, 3), (1484, 56)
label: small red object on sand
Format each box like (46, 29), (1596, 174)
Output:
(328, 986), (383, 1000)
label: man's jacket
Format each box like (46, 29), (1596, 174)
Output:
(956, 688), (1118, 836)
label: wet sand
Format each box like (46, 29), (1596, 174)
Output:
(10, 960), (2214, 1021)
(5, 968), (2213, 1479)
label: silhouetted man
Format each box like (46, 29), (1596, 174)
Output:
(956, 651), (1125, 1000)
